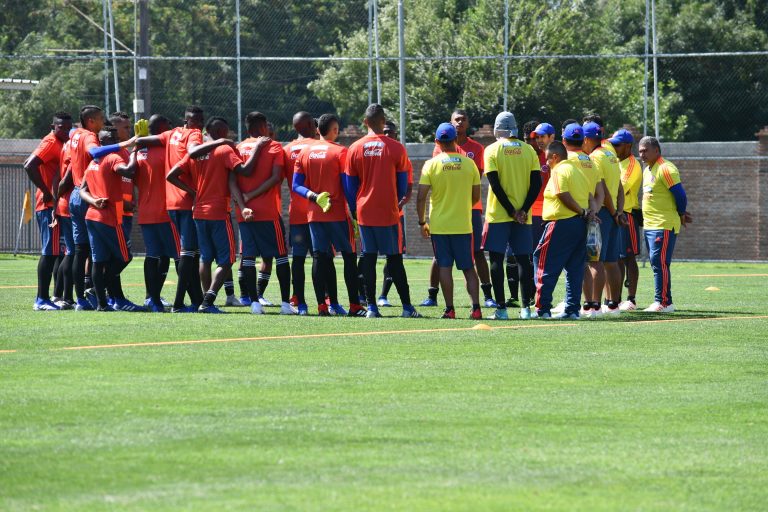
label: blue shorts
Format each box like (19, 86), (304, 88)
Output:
(141, 222), (180, 259)
(36, 208), (60, 256)
(86, 219), (129, 263)
(619, 211), (641, 258)
(359, 223), (404, 256)
(195, 218), (236, 265)
(122, 215), (133, 249)
(471, 210), (483, 253)
(432, 233), (474, 271)
(239, 219), (288, 258)
(310, 220), (355, 255)
(290, 223), (312, 258)
(69, 187), (89, 245)
(482, 222), (533, 255)
(168, 209), (198, 252)
(597, 208), (620, 262)
(59, 216), (74, 256)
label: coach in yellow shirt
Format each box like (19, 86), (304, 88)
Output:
(533, 141), (596, 319)
(639, 136), (692, 313)
(417, 123), (482, 320)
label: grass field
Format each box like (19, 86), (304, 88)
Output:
(1, 254), (767, 511)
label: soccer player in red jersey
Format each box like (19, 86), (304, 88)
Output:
(24, 112), (72, 310)
(78, 128), (137, 311)
(51, 129), (77, 308)
(135, 106), (205, 312)
(293, 113), (366, 317)
(133, 115), (176, 312)
(344, 104), (420, 318)
(167, 117), (261, 313)
(232, 111), (295, 315)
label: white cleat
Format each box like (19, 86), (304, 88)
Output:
(643, 302), (675, 313)
(581, 308), (600, 319)
(601, 304), (621, 315)
(258, 296), (274, 307)
(551, 301), (567, 314)
(618, 300), (637, 312)
(225, 295), (244, 307)
(280, 301), (298, 315)
(250, 302), (264, 314)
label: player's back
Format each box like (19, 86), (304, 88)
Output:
(234, 138), (284, 222)
(421, 152), (479, 234)
(162, 127), (202, 210)
(135, 146), (169, 224)
(69, 128), (98, 187)
(591, 146), (621, 204)
(84, 151), (128, 226)
(187, 145), (240, 220)
(568, 150), (600, 192)
(295, 140), (348, 222)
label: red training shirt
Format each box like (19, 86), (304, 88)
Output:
(294, 139), (349, 223)
(531, 148), (550, 217)
(84, 149), (130, 227)
(32, 132), (64, 211)
(69, 128), (99, 188)
(57, 141), (72, 217)
(284, 138), (314, 224)
(159, 127), (203, 211)
(134, 146), (170, 224)
(176, 145), (241, 221)
(235, 138), (285, 223)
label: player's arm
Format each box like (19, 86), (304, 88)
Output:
(229, 172), (252, 221)
(236, 137), (271, 177)
(23, 154), (52, 204)
(668, 182), (692, 226)
(590, 179), (605, 214)
(56, 168), (73, 206)
(187, 138), (235, 160)
(600, 179), (616, 213)
(88, 136), (137, 161)
(486, 171), (516, 217)
(517, 170), (542, 223)
(416, 183), (431, 238)
(166, 163), (196, 199)
(613, 182), (627, 226)
(114, 151), (138, 179)
(243, 163), (282, 202)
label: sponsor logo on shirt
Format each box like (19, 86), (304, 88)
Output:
(289, 144), (309, 160)
(309, 151), (327, 159)
(169, 131), (183, 146)
(441, 156), (462, 164)
(363, 140), (384, 157)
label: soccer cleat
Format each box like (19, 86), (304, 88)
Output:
(401, 306), (422, 318)
(488, 308), (509, 320)
(329, 303), (347, 316)
(376, 296), (392, 307)
(505, 298), (520, 308)
(618, 300), (637, 312)
(581, 308), (600, 319)
(258, 296), (274, 307)
(75, 298), (95, 311)
(54, 299), (74, 310)
(239, 296), (252, 307)
(554, 311), (580, 320)
(281, 301), (298, 315)
(537, 311), (552, 319)
(551, 301), (567, 314)
(250, 301), (264, 315)
(643, 302), (675, 313)
(601, 304), (621, 315)
(96, 306), (114, 312)
(160, 296), (172, 308)
(470, 308), (483, 320)
(297, 303), (309, 315)
(365, 309), (382, 318)
(317, 304), (331, 317)
(225, 295), (244, 307)
(198, 304), (226, 314)
(441, 308), (456, 319)
(112, 298), (147, 312)
(147, 300), (165, 313)
(33, 298), (60, 311)
(519, 307), (532, 320)
(347, 304), (367, 317)
(419, 297), (438, 307)
(171, 304), (199, 313)
(289, 295), (299, 307)
(484, 298), (499, 308)
(84, 288), (99, 309)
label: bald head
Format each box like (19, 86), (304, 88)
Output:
(293, 111), (316, 139)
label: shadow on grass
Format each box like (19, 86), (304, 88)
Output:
(594, 310), (759, 323)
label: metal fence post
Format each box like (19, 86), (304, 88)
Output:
(503, 0), (509, 111)
(652, 0), (660, 138)
(101, 0), (110, 113)
(374, 0), (382, 104)
(643, 0), (650, 137)
(235, 0), (242, 140)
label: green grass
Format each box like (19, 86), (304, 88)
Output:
(1, 254), (767, 511)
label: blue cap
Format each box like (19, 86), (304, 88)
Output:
(563, 123), (584, 141)
(583, 121), (603, 139)
(608, 128), (634, 145)
(435, 122), (457, 142)
(533, 123), (555, 136)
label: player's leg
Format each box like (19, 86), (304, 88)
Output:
(481, 222), (510, 318)
(34, 209), (59, 309)
(358, 225), (381, 318)
(309, 222), (330, 315)
(472, 210), (494, 307)
(383, 223), (418, 318)
(452, 233), (480, 319)
(420, 258), (440, 307)
(562, 218), (588, 317)
(508, 223), (534, 318)
(431, 235), (454, 318)
(289, 223), (311, 312)
(601, 217), (622, 314)
(533, 221), (560, 317)
(377, 262), (393, 306)
(70, 189), (92, 309)
(505, 252), (519, 307)
(643, 229), (668, 311)
(57, 216), (75, 306)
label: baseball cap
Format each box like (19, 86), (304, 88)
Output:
(533, 123), (555, 136)
(608, 128), (634, 145)
(493, 111), (518, 137)
(582, 121), (603, 139)
(435, 122), (457, 142)
(563, 123), (584, 141)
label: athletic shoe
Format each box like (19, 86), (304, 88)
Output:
(470, 308), (483, 320)
(519, 307), (532, 320)
(148, 300), (165, 313)
(554, 311), (580, 320)
(198, 304), (226, 314)
(75, 298), (95, 311)
(250, 302), (264, 315)
(484, 298), (499, 308)
(329, 303), (347, 316)
(601, 304), (621, 315)
(488, 308), (509, 320)
(280, 301), (298, 315)
(618, 300), (637, 312)
(365, 309), (382, 318)
(289, 295), (298, 307)
(551, 301), (567, 314)
(643, 302), (675, 313)
(112, 298), (147, 312)
(348, 304), (367, 317)
(33, 298), (60, 311)
(297, 303), (308, 316)
(420, 297), (438, 307)
(96, 306), (114, 312)
(51, 295), (61, 304)
(582, 308), (601, 319)
(318, 304), (331, 317)
(401, 306), (422, 318)
(538, 311), (552, 319)
(225, 295), (244, 307)
(239, 296), (252, 307)
(160, 297), (171, 308)
(259, 296), (274, 307)
(171, 305), (199, 313)
(84, 288), (98, 309)
(505, 298), (520, 308)
(377, 296), (392, 307)
(441, 308), (456, 319)
(54, 299), (74, 310)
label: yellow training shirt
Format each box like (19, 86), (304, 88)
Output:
(642, 157), (682, 233)
(567, 150), (600, 194)
(591, 146), (621, 208)
(419, 152), (480, 234)
(620, 155), (642, 212)
(484, 138), (540, 224)
(542, 160), (592, 221)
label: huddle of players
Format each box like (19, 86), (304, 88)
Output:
(25, 103), (689, 319)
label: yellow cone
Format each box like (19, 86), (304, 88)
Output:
(472, 323), (492, 330)
(705, 286), (720, 291)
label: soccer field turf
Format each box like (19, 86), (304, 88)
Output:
(1, 254), (767, 511)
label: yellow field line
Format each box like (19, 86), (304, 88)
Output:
(0, 350), (17, 354)
(689, 274), (768, 277)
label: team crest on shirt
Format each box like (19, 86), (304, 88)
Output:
(71, 133), (81, 148)
(466, 151), (475, 159)
(363, 140), (384, 157)
(169, 131), (183, 146)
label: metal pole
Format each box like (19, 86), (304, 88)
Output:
(367, 0), (373, 105)
(503, 0), (509, 111)
(138, 0), (151, 116)
(133, 0), (139, 121)
(235, 0), (242, 140)
(397, 0), (406, 145)
(643, 0), (650, 136)
(101, 0), (110, 113)
(374, 0), (382, 104)
(107, 0), (120, 112)
(651, 0), (659, 138)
